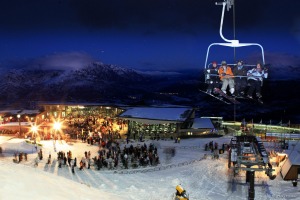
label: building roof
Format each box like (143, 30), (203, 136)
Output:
(191, 118), (215, 129)
(119, 107), (192, 124)
(0, 109), (40, 115)
(285, 142), (300, 165)
(38, 101), (116, 107)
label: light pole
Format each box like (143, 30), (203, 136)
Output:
(53, 121), (62, 142)
(52, 121), (61, 152)
(17, 114), (21, 137)
(53, 121), (61, 134)
(31, 125), (38, 144)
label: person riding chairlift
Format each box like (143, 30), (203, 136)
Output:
(246, 62), (268, 102)
(233, 60), (248, 97)
(218, 61), (235, 96)
(205, 61), (220, 94)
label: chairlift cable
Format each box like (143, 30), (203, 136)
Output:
(233, 0), (236, 122)
(233, 0), (236, 62)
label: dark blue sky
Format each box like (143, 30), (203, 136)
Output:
(0, 0), (299, 71)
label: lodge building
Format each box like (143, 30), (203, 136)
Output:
(0, 102), (220, 140)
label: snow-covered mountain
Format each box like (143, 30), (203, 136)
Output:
(0, 62), (184, 105)
(0, 61), (299, 123)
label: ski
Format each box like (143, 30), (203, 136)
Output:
(213, 88), (240, 104)
(236, 96), (263, 104)
(246, 96), (263, 104)
(199, 89), (231, 104)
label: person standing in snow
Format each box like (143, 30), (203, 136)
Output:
(74, 157), (77, 167)
(124, 153), (128, 169)
(39, 149), (43, 160)
(47, 154), (51, 164)
(58, 157), (62, 168)
(71, 159), (75, 174)
(79, 160), (84, 170)
(87, 157), (91, 169)
(67, 151), (71, 166)
(63, 155), (67, 166)
(34, 156), (39, 167)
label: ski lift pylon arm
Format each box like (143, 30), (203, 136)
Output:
(216, 1), (237, 44)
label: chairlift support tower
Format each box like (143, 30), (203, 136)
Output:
(228, 135), (276, 200)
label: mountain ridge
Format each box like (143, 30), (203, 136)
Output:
(0, 62), (299, 123)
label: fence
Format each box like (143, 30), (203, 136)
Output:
(112, 154), (208, 175)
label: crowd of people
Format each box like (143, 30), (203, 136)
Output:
(40, 139), (161, 174)
(205, 60), (268, 103)
(67, 116), (126, 143)
(204, 140), (229, 160)
(122, 143), (160, 168)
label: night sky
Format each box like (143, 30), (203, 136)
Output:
(0, 0), (299, 71)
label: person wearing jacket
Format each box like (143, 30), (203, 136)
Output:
(205, 61), (220, 94)
(219, 61), (235, 95)
(246, 62), (268, 100)
(233, 60), (248, 97)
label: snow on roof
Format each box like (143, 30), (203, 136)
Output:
(0, 110), (20, 115)
(191, 118), (215, 129)
(281, 142), (300, 179)
(19, 110), (40, 115)
(119, 107), (192, 123)
(289, 151), (300, 166)
(37, 101), (131, 107)
(0, 110), (40, 115)
(285, 142), (300, 165)
(38, 101), (113, 106)
(0, 109), (40, 115)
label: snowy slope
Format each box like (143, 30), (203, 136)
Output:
(0, 136), (299, 200)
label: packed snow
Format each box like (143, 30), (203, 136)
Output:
(0, 136), (299, 200)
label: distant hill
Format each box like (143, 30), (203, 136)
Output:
(0, 62), (299, 123)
